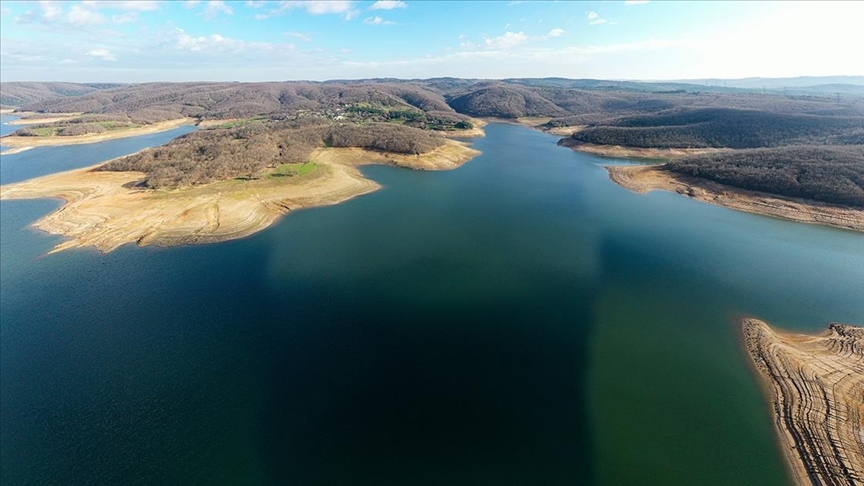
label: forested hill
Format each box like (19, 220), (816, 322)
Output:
(0, 82), (124, 107)
(4, 78), (863, 124)
(568, 108), (864, 149)
(664, 146), (864, 208)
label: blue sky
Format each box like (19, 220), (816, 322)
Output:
(1, 1), (862, 82)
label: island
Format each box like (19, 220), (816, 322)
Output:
(742, 318), (864, 486)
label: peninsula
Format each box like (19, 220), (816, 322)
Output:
(0, 120), (479, 253)
(742, 319), (864, 486)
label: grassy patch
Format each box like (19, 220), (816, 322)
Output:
(268, 162), (320, 178)
(32, 127), (60, 136)
(217, 117), (266, 129)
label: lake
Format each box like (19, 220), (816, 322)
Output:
(1, 121), (862, 485)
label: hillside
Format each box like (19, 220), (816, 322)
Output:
(568, 108), (864, 149)
(663, 145), (864, 208)
(98, 120), (445, 188)
(0, 82), (123, 107)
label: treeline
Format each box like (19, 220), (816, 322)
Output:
(569, 108), (864, 149)
(663, 145), (864, 208)
(98, 121), (444, 189)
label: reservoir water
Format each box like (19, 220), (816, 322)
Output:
(1, 121), (862, 485)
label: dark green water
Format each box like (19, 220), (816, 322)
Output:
(1, 123), (862, 485)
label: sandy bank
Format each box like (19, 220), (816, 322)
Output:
(0, 118), (196, 149)
(6, 112), (83, 125)
(558, 137), (719, 160)
(742, 318), (863, 486)
(0, 139), (479, 254)
(0, 146), (34, 156)
(606, 165), (864, 232)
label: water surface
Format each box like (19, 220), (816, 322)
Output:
(1, 123), (862, 485)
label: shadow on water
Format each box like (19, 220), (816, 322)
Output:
(257, 125), (598, 484)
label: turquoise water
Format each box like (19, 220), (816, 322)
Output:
(1, 123), (862, 484)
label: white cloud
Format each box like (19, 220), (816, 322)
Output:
(68, 5), (106, 26)
(483, 31), (528, 49)
(253, 1), (357, 20)
(245, 0), (267, 6)
(303, 1), (354, 15)
(185, 0), (201, 8)
(545, 28), (564, 38)
(16, 1), (64, 24)
(112, 13), (139, 24)
(624, 0), (649, 5)
(284, 31), (312, 41)
(203, 0), (233, 18)
(587, 11), (608, 25)
(80, 1), (160, 11)
(88, 48), (116, 61)
(363, 15), (394, 25)
(369, 1), (406, 10)
(17, 0), (157, 26)
(163, 28), (292, 55)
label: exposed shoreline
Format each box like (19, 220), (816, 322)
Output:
(606, 164), (864, 232)
(5, 112), (83, 125)
(741, 318), (864, 486)
(0, 118), (197, 149)
(557, 137), (721, 160)
(0, 139), (480, 254)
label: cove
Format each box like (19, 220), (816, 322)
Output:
(1, 122), (862, 485)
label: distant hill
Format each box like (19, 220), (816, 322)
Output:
(676, 76), (864, 90)
(446, 83), (568, 118)
(0, 82), (124, 107)
(12, 81), (458, 120)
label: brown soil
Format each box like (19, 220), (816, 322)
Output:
(742, 318), (864, 486)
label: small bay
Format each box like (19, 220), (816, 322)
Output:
(1, 122), (861, 485)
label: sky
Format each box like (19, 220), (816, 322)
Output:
(1, 0), (862, 82)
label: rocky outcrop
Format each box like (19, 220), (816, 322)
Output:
(742, 318), (864, 486)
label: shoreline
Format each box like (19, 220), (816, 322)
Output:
(741, 318), (864, 486)
(0, 118), (197, 149)
(557, 137), (721, 160)
(0, 146), (34, 156)
(606, 164), (864, 232)
(0, 139), (480, 254)
(6, 112), (84, 125)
